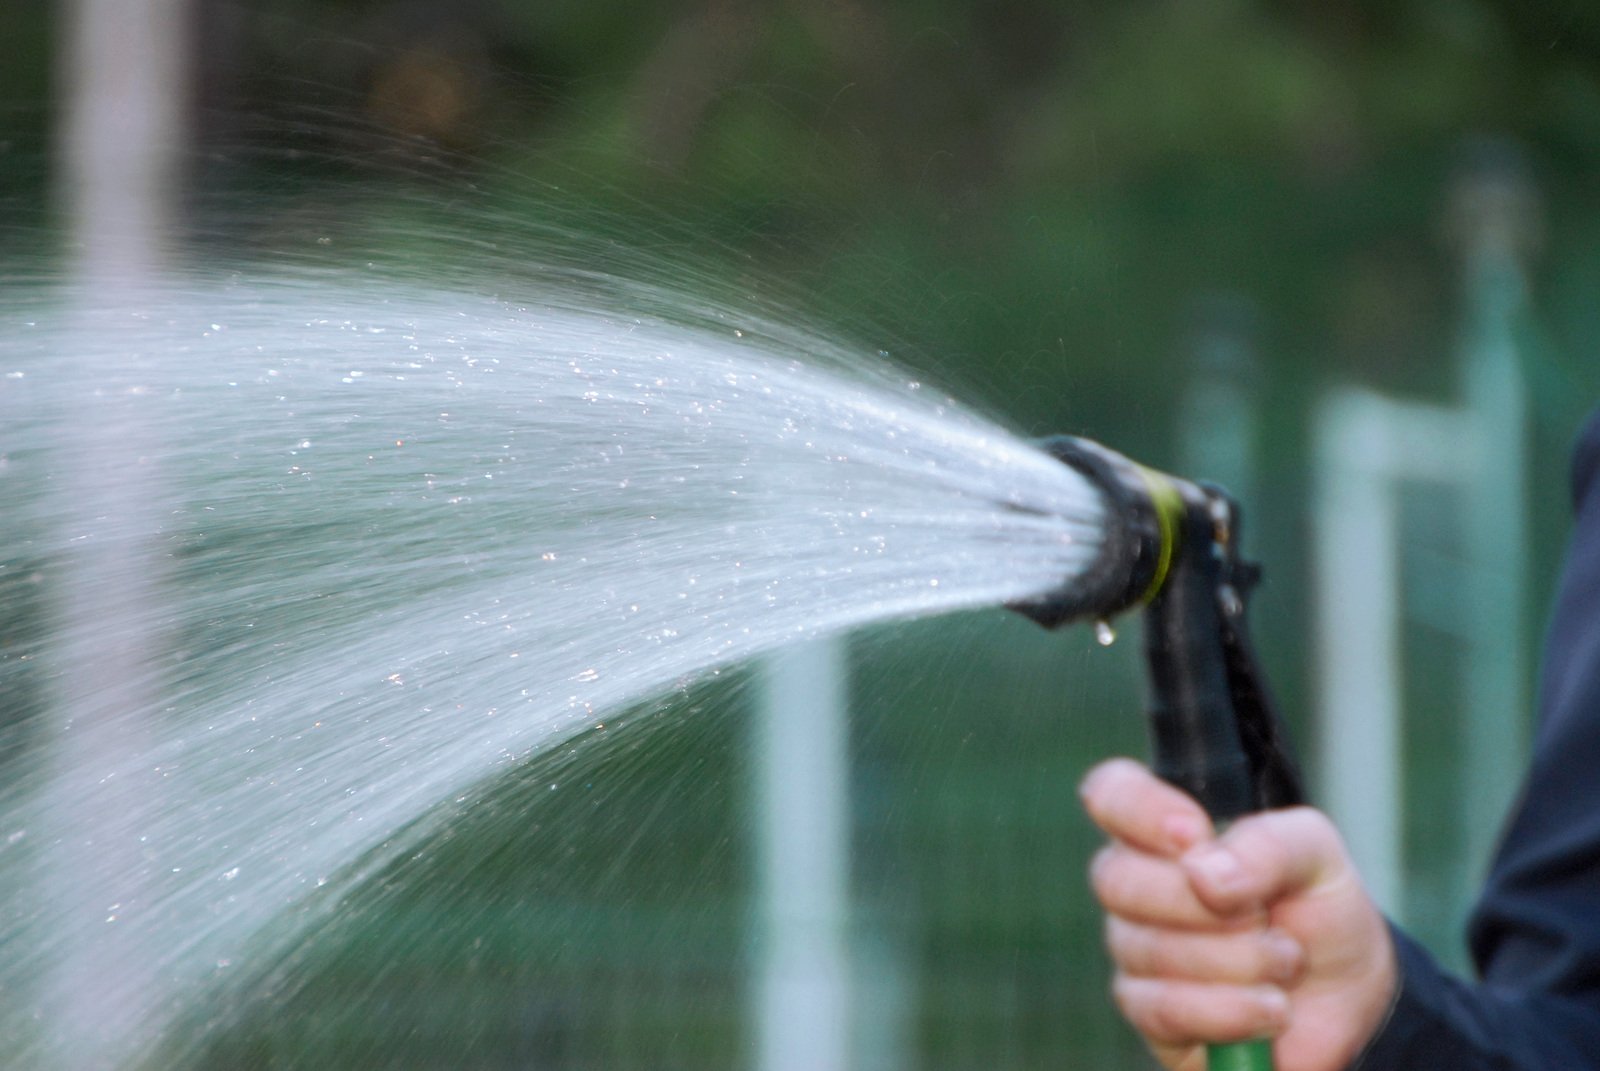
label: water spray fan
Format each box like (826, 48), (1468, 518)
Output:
(1014, 436), (1304, 1071)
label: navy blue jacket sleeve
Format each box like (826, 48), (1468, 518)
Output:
(1354, 409), (1600, 1068)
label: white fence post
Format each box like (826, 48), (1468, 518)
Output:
(756, 637), (853, 1071)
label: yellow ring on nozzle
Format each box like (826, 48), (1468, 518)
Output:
(1132, 465), (1186, 605)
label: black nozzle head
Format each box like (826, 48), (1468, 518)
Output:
(1009, 436), (1175, 629)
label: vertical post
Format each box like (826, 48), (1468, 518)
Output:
(1179, 294), (1260, 505)
(1313, 394), (1406, 915)
(1448, 141), (1536, 922)
(1313, 394), (1485, 921)
(755, 637), (852, 1071)
(61, 0), (191, 280)
(46, 0), (191, 1064)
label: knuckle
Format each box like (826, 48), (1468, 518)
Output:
(1112, 974), (1192, 1043)
(1229, 806), (1348, 891)
(1090, 847), (1157, 914)
(1080, 758), (1137, 821)
(1104, 917), (1152, 972)
(1084, 758), (1169, 830)
(1114, 973), (1284, 1046)
(1146, 984), (1196, 1041)
(1109, 973), (1153, 1029)
(1087, 845), (1123, 902)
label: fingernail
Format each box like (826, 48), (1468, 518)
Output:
(1259, 986), (1290, 1028)
(1265, 931), (1305, 983)
(1184, 845), (1243, 891)
(1163, 813), (1207, 851)
(1077, 762), (1112, 803)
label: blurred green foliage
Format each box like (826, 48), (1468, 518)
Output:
(155, 0), (1600, 507)
(11, 1), (1600, 1067)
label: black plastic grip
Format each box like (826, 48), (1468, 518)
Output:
(1142, 504), (1259, 822)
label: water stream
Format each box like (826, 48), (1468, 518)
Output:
(0, 272), (1105, 1067)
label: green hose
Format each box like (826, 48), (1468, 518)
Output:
(1209, 1039), (1275, 1071)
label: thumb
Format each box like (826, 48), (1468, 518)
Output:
(1180, 807), (1352, 916)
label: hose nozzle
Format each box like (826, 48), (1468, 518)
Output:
(1010, 435), (1207, 629)
(1012, 434), (1304, 819)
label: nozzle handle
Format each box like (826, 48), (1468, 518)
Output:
(1144, 492), (1301, 1071)
(1142, 502), (1258, 821)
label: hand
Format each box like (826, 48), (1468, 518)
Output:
(1079, 758), (1398, 1071)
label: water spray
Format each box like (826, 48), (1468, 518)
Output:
(1013, 435), (1304, 1071)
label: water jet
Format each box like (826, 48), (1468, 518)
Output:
(2, 271), (1109, 1067)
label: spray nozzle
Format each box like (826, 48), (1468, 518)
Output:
(1010, 435), (1214, 629)
(1013, 434), (1304, 820)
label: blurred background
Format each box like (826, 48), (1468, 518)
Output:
(5, 1), (1600, 1067)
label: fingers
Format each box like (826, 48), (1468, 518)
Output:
(1080, 762), (1391, 1064)
(1107, 916), (1305, 987)
(1080, 758), (1213, 856)
(1091, 843), (1245, 929)
(1081, 759), (1356, 917)
(1112, 974), (1290, 1047)
(1181, 807), (1353, 915)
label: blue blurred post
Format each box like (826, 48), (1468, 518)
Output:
(756, 638), (852, 1071)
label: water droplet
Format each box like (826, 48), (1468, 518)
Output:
(1094, 619), (1117, 647)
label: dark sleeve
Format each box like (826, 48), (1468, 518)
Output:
(1353, 409), (1600, 1069)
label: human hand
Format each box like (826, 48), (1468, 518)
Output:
(1079, 757), (1397, 1071)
